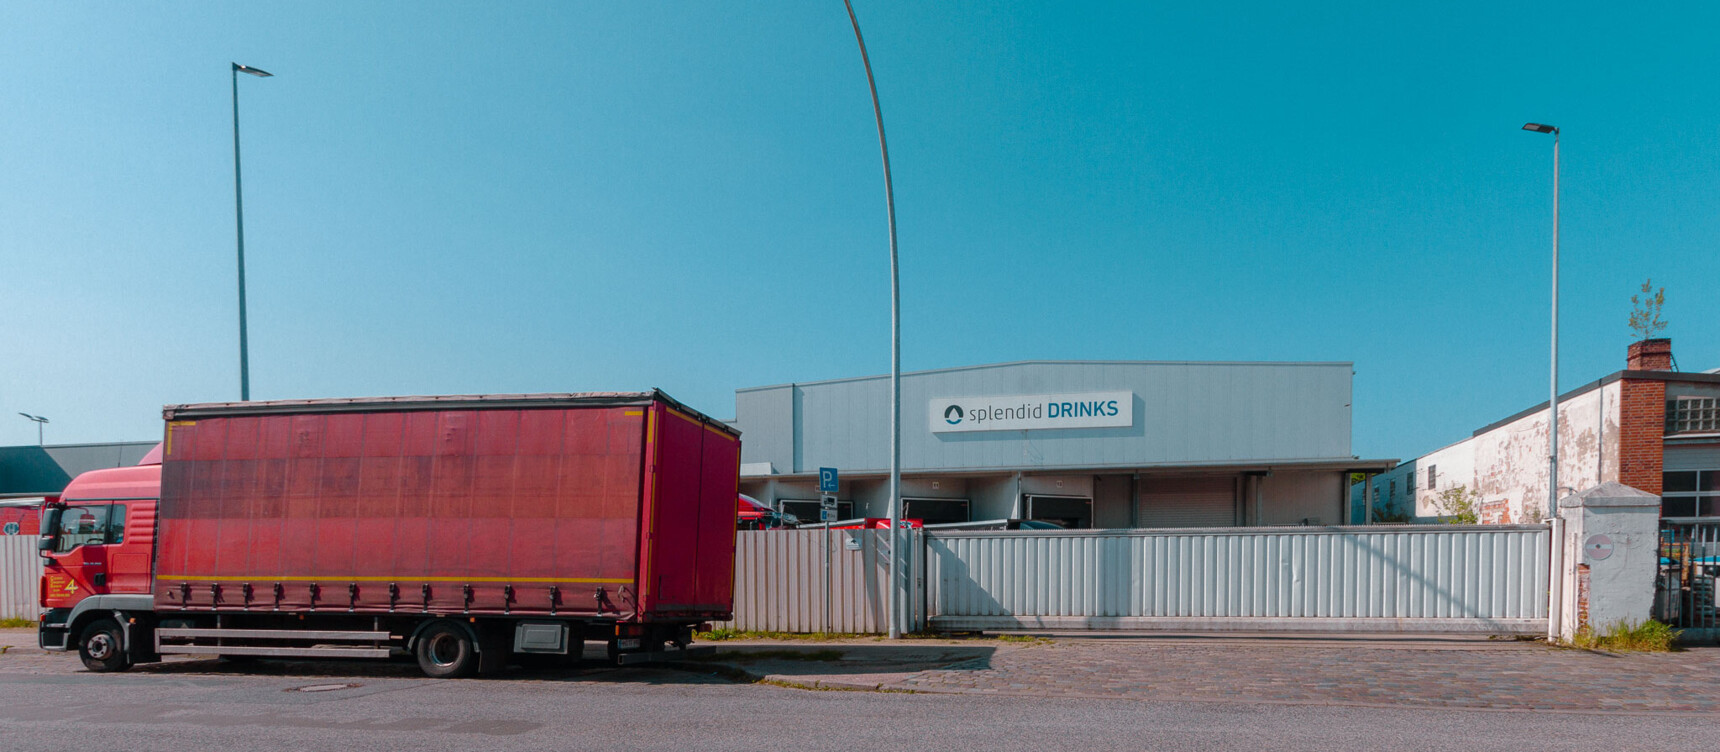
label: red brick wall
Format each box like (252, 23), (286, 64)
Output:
(1481, 499), (1511, 525)
(1627, 338), (1672, 371)
(1575, 563), (1591, 633)
(1618, 378), (1665, 494)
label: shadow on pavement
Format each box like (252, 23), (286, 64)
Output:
(691, 643), (994, 677)
(121, 641), (996, 686)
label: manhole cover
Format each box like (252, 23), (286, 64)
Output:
(289, 683), (360, 693)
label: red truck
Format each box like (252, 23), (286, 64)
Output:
(37, 391), (740, 677)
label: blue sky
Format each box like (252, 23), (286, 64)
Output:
(2, 1), (1716, 463)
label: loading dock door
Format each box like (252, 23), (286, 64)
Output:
(1137, 476), (1235, 528)
(1025, 495), (1092, 529)
(904, 498), (971, 524)
(780, 499), (853, 522)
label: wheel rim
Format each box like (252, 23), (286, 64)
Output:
(87, 633), (115, 660)
(426, 632), (461, 668)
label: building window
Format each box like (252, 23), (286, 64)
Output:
(1667, 398), (1720, 434)
(1407, 471), (1415, 491)
(1427, 465), (1438, 490)
(1661, 470), (1719, 517)
(1388, 480), (1396, 501)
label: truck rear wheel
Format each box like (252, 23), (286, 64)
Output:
(415, 621), (478, 678)
(78, 619), (131, 673)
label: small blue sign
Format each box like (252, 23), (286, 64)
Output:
(819, 467), (839, 494)
(2, 522), (18, 536)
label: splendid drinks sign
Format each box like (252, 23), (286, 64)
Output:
(929, 391), (1133, 433)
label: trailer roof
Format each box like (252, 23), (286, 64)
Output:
(163, 390), (738, 435)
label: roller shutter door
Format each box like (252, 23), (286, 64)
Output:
(1137, 476), (1235, 528)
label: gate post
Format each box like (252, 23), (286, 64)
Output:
(1556, 483), (1661, 642)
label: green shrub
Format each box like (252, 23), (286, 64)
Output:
(0, 618), (36, 629)
(1568, 619), (1679, 652)
(1431, 485), (1480, 524)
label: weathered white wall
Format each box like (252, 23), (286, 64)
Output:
(1464, 382), (1620, 524)
(1354, 382), (1621, 524)
(1414, 439), (1478, 520)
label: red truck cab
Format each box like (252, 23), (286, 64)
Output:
(37, 444), (162, 667)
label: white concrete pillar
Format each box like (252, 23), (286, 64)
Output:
(1556, 482), (1661, 641)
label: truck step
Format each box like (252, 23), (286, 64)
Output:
(156, 644), (393, 659)
(155, 628), (391, 642)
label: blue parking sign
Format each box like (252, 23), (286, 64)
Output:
(819, 467), (839, 493)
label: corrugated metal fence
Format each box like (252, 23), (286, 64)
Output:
(724, 525), (1550, 634)
(721, 529), (922, 633)
(926, 525), (1549, 633)
(1, 537), (42, 621)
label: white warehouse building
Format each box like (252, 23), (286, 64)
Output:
(729, 360), (1394, 529)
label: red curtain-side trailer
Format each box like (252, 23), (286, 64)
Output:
(36, 391), (740, 677)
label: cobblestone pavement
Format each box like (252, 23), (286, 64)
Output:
(886, 636), (1720, 714)
(8, 628), (1720, 715)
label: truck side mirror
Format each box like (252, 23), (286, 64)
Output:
(37, 507), (61, 556)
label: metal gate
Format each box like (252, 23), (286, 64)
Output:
(1654, 520), (1719, 634)
(1, 537), (42, 621)
(926, 525), (1550, 633)
(722, 529), (922, 633)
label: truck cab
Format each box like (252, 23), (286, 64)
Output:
(37, 444), (161, 670)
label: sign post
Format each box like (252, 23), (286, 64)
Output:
(819, 468), (839, 633)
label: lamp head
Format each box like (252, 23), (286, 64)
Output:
(1521, 123), (1557, 134)
(233, 63), (274, 78)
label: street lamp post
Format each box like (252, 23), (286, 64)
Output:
(17, 413), (48, 446)
(1522, 122), (1560, 518)
(232, 62), (273, 402)
(842, 0), (904, 639)
(1522, 121), (1559, 640)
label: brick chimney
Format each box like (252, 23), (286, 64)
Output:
(1627, 338), (1672, 371)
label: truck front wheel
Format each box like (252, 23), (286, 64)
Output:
(78, 619), (131, 673)
(415, 621), (478, 678)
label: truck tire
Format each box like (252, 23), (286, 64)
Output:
(415, 621), (478, 678)
(78, 619), (131, 673)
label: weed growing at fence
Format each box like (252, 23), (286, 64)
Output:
(1568, 620), (1679, 652)
(0, 618), (35, 629)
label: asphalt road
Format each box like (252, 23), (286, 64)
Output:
(0, 654), (1716, 751)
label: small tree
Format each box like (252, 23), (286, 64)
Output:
(1431, 484), (1480, 524)
(1629, 279), (1667, 342)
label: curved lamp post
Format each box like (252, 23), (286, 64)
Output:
(841, 1), (904, 639)
(1522, 121), (1559, 641)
